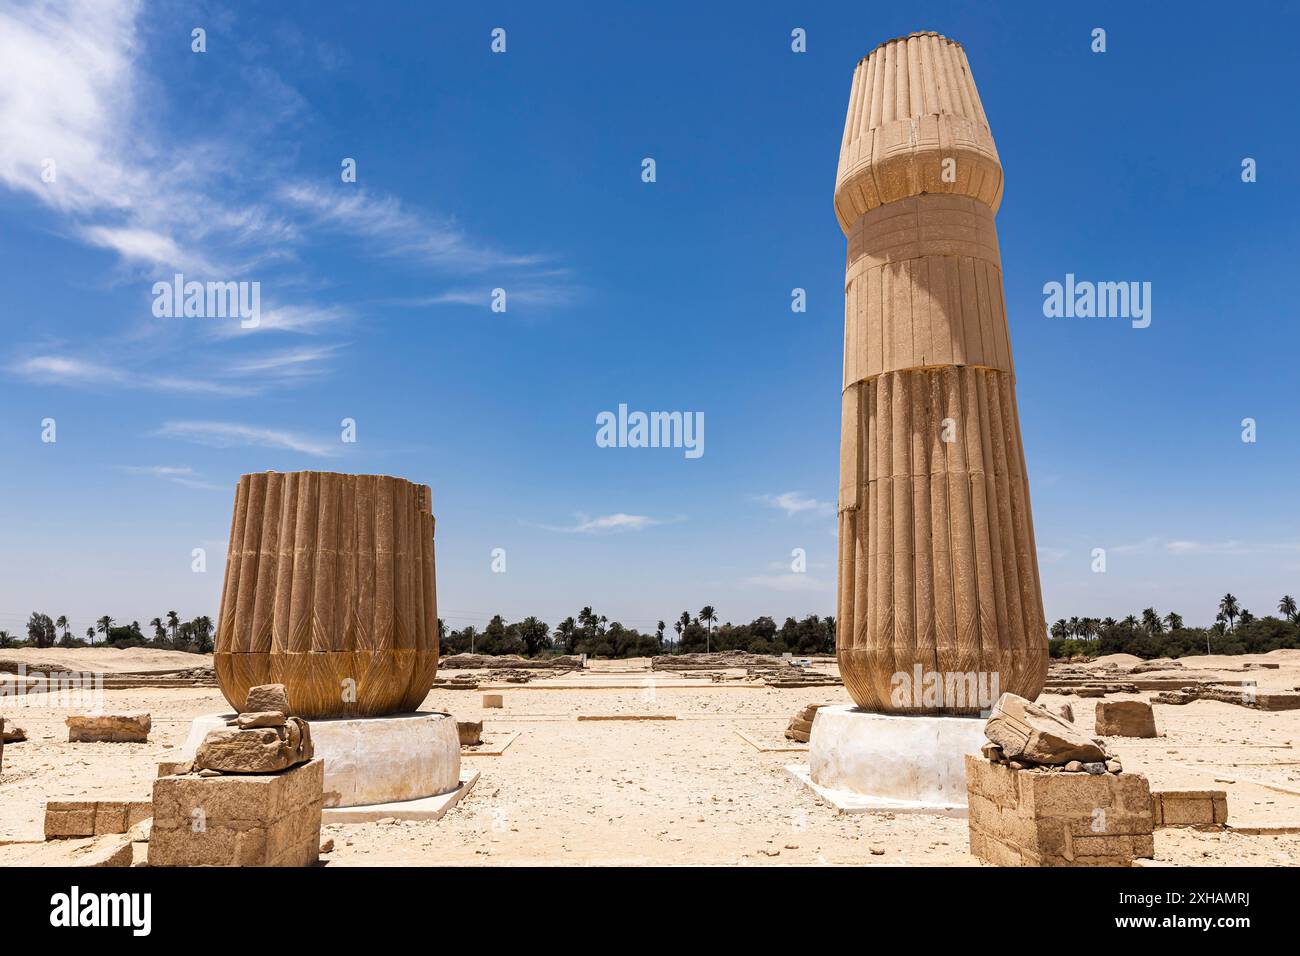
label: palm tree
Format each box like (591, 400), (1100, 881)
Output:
(1218, 593), (1240, 631)
(556, 617), (577, 654)
(1140, 608), (1163, 636)
(55, 615), (69, 642)
(1121, 614), (1139, 630)
(1164, 611), (1184, 631)
(166, 610), (180, 643)
(96, 615), (114, 641)
(149, 617), (166, 643)
(672, 618), (683, 653)
(1238, 609), (1255, 627)
(1050, 619), (1069, 640)
(699, 606), (717, 652)
(656, 620), (666, 648)
(0, 630), (11, 648)
(1279, 595), (1297, 623)
(1067, 615), (1081, 639)
(85, 626), (95, 644)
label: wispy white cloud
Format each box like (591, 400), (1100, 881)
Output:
(754, 492), (835, 517)
(278, 183), (546, 272)
(537, 513), (662, 534)
(119, 465), (227, 492)
(155, 420), (338, 457)
(11, 354), (253, 396)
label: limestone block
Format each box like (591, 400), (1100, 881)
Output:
(148, 758), (324, 867)
(984, 693), (1106, 765)
(66, 713), (151, 743)
(214, 472), (440, 718)
(235, 711), (287, 729)
(1094, 700), (1160, 738)
(482, 693), (503, 708)
(195, 717), (313, 773)
(45, 799), (152, 839)
(965, 755), (1154, 866)
(1151, 789), (1228, 828)
(456, 720), (483, 746)
(244, 684), (291, 715)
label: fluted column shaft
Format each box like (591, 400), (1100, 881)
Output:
(834, 32), (1047, 714)
(215, 471), (439, 718)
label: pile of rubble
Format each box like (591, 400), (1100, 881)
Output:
(1154, 683), (1300, 711)
(440, 654), (582, 670)
(784, 703), (828, 743)
(193, 684), (314, 774)
(761, 666), (842, 688)
(980, 693), (1123, 775)
(967, 692), (1156, 867)
(433, 673), (481, 690)
(149, 683), (323, 867)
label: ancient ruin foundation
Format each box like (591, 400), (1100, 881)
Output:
(215, 471), (440, 718)
(833, 32), (1047, 713)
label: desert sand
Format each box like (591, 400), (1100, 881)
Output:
(3, 650), (1300, 865)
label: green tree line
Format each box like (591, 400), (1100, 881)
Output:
(1048, 593), (1300, 659)
(439, 606), (836, 658)
(0, 610), (214, 653)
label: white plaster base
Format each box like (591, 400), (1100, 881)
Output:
(322, 770), (479, 823)
(805, 705), (986, 811)
(179, 711), (461, 808)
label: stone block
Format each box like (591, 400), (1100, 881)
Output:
(66, 713), (151, 743)
(456, 720), (483, 746)
(148, 758), (323, 867)
(482, 693), (503, 708)
(1151, 789), (1228, 828)
(45, 799), (152, 839)
(244, 683), (290, 715)
(965, 755), (1154, 866)
(1094, 700), (1160, 737)
(195, 717), (313, 773)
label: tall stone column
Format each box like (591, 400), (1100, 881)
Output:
(834, 32), (1047, 714)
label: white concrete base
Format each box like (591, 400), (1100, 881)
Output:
(322, 770), (479, 823)
(805, 705), (986, 812)
(179, 711), (461, 808)
(786, 764), (966, 816)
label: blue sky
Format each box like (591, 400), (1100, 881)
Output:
(1, 0), (1297, 640)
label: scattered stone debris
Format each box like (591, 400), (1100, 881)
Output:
(763, 666), (842, 688)
(652, 651), (835, 672)
(1094, 700), (1161, 738)
(785, 703), (829, 743)
(1154, 684), (1300, 711)
(433, 674), (480, 690)
(440, 654), (583, 671)
(66, 713), (151, 743)
(192, 685), (313, 774)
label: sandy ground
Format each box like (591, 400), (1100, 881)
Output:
(0, 646), (212, 674)
(3, 651), (1300, 865)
